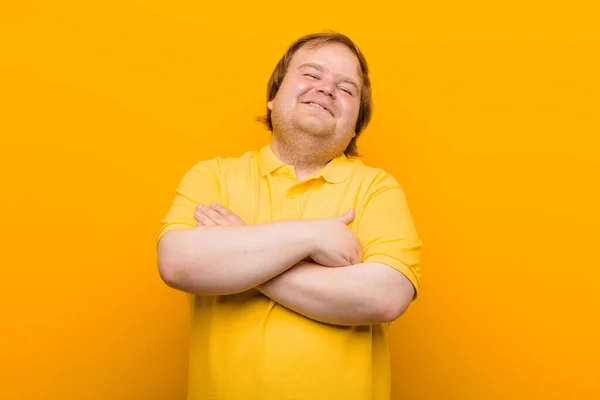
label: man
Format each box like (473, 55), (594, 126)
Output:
(157, 31), (422, 400)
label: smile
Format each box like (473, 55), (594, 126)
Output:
(303, 101), (333, 116)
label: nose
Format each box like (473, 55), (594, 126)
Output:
(316, 80), (335, 98)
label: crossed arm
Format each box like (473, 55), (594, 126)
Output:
(256, 260), (415, 326)
(157, 203), (415, 326)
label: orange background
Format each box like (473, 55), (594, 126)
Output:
(1, 1), (599, 399)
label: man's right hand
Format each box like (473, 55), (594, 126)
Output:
(307, 210), (363, 268)
(196, 203), (362, 268)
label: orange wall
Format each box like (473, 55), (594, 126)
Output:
(1, 1), (599, 399)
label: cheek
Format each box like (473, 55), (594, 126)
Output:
(274, 83), (309, 106)
(290, 77), (317, 95)
(340, 98), (361, 120)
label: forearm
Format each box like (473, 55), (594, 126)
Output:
(157, 221), (314, 295)
(257, 261), (412, 326)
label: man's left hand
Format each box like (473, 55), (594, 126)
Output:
(194, 203), (246, 227)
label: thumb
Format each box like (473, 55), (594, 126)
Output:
(337, 209), (355, 224)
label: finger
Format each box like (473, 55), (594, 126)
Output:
(195, 214), (212, 227)
(194, 209), (217, 226)
(211, 203), (245, 225)
(210, 203), (231, 217)
(355, 241), (364, 264)
(353, 250), (363, 265)
(347, 247), (362, 266)
(356, 239), (364, 260)
(197, 204), (227, 224)
(337, 209), (355, 225)
(193, 206), (208, 222)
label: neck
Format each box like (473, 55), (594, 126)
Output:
(270, 132), (341, 179)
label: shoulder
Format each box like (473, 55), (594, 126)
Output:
(347, 158), (403, 194)
(174, 150), (260, 190)
(186, 149), (260, 174)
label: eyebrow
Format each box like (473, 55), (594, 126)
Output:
(297, 63), (361, 94)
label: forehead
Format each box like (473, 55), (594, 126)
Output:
(288, 42), (362, 83)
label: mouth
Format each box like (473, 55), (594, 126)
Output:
(302, 101), (333, 116)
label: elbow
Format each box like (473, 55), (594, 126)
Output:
(157, 232), (192, 291)
(158, 248), (205, 293)
(156, 232), (237, 296)
(377, 285), (415, 323)
(157, 244), (184, 289)
(378, 298), (409, 323)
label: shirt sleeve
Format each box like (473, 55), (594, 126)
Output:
(356, 171), (422, 297)
(157, 159), (222, 244)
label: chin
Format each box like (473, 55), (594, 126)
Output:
(300, 124), (333, 137)
(294, 117), (334, 136)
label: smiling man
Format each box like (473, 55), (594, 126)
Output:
(157, 31), (422, 400)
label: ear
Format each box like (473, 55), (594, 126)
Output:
(352, 131), (356, 138)
(267, 100), (273, 111)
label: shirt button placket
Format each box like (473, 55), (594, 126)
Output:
(285, 184), (297, 219)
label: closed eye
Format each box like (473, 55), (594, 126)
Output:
(305, 73), (319, 79)
(340, 87), (353, 95)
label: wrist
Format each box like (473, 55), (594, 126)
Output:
(294, 219), (318, 256)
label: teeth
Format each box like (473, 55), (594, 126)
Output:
(309, 102), (326, 111)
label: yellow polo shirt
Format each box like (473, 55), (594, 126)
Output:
(157, 144), (422, 400)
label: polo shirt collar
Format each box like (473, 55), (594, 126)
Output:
(257, 144), (286, 176)
(318, 153), (353, 183)
(257, 144), (353, 183)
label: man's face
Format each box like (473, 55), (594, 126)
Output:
(268, 42), (362, 148)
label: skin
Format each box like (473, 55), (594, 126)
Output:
(157, 41), (415, 326)
(192, 203), (415, 326)
(268, 42), (361, 180)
